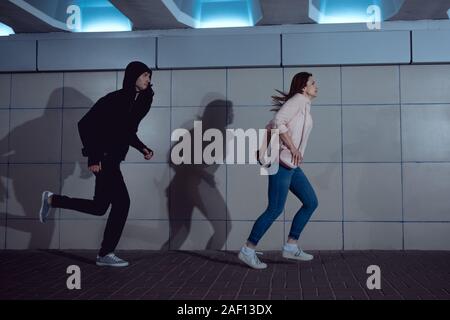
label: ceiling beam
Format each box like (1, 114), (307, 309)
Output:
(110, 0), (188, 30)
(389, 0), (449, 21)
(0, 0), (67, 33)
(258, 0), (314, 25)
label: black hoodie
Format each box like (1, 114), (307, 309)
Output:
(78, 61), (154, 166)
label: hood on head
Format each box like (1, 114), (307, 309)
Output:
(122, 61), (152, 90)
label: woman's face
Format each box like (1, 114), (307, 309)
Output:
(303, 77), (318, 98)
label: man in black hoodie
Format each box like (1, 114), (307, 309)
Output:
(38, 61), (154, 267)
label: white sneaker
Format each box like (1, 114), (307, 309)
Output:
(238, 251), (267, 269)
(282, 248), (314, 261)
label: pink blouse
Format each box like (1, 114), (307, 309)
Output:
(269, 93), (313, 158)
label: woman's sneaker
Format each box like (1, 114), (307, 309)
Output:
(282, 248), (314, 261)
(238, 250), (267, 269)
(96, 253), (129, 267)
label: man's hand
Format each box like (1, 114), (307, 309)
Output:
(89, 162), (102, 173)
(143, 148), (154, 160)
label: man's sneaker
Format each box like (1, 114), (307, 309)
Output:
(238, 251), (267, 269)
(39, 191), (53, 223)
(96, 253), (129, 267)
(282, 248), (314, 261)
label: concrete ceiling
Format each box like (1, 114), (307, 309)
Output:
(1, 0), (449, 33)
(0, 0), (64, 33)
(391, 0), (450, 20)
(111, 0), (450, 30)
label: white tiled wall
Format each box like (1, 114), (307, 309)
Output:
(403, 163), (450, 221)
(6, 219), (59, 249)
(0, 225), (5, 250)
(292, 222), (342, 250)
(305, 106), (342, 162)
(227, 164), (272, 221)
(400, 65), (450, 104)
(11, 73), (63, 108)
(9, 109), (62, 163)
(169, 164), (228, 224)
(344, 222), (403, 250)
(172, 70), (227, 107)
(7, 164), (60, 219)
(343, 105), (401, 162)
(60, 219), (106, 249)
(402, 105), (450, 162)
(169, 220), (228, 250)
(117, 220), (170, 250)
(228, 68), (283, 106)
(343, 163), (402, 221)
(0, 74), (11, 107)
(1, 163), (7, 249)
(122, 163), (170, 220)
(228, 220), (284, 250)
(404, 223), (450, 250)
(0, 165), (7, 217)
(64, 72), (117, 108)
(1, 64), (450, 250)
(0, 110), (10, 161)
(342, 66), (400, 105)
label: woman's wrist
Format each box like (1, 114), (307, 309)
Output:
(288, 144), (297, 152)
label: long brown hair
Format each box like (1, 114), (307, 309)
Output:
(271, 72), (312, 110)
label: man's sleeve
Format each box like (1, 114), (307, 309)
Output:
(130, 132), (149, 154)
(78, 96), (107, 166)
(130, 90), (153, 154)
(129, 115), (152, 154)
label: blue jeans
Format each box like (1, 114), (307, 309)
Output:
(247, 165), (318, 246)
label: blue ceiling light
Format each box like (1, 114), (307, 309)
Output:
(162, 0), (262, 29)
(0, 22), (15, 36)
(447, 8), (450, 19)
(68, 0), (132, 32)
(309, 0), (405, 24)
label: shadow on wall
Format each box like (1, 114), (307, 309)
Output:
(0, 88), (92, 249)
(161, 97), (234, 250)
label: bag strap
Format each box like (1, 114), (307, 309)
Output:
(257, 125), (271, 165)
(296, 106), (307, 154)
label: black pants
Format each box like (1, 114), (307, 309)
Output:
(52, 160), (130, 257)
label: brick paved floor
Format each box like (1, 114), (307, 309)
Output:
(0, 250), (449, 300)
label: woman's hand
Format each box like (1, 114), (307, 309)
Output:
(280, 132), (303, 166)
(290, 149), (303, 166)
